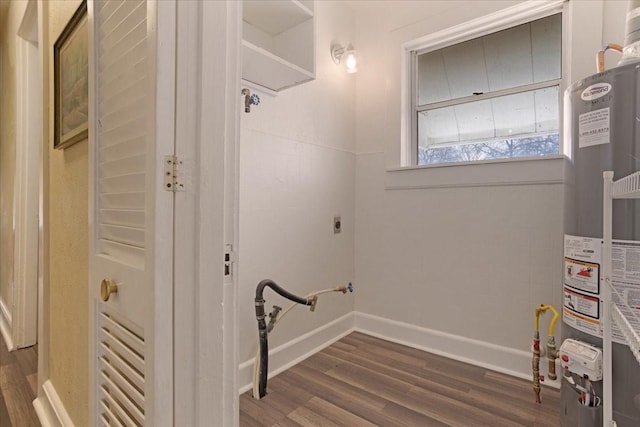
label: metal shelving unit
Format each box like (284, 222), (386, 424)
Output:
(602, 170), (640, 427)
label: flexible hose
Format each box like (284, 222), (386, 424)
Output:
(252, 283), (351, 399)
(256, 279), (314, 306)
(254, 280), (314, 399)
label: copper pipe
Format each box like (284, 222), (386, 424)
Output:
(597, 43), (624, 73)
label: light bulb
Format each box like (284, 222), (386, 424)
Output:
(345, 52), (357, 74)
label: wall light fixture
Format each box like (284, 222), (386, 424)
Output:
(331, 43), (358, 74)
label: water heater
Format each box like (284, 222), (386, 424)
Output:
(563, 61), (640, 427)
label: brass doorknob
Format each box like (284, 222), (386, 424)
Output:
(100, 278), (118, 302)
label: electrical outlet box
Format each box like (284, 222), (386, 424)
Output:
(334, 216), (341, 234)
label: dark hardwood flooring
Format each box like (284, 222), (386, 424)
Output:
(240, 332), (561, 426)
(0, 331), (561, 426)
(0, 337), (40, 426)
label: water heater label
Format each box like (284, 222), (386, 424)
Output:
(578, 107), (610, 148)
(564, 235), (640, 345)
(580, 83), (612, 101)
(565, 258), (599, 294)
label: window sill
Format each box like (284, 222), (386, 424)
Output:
(385, 155), (569, 190)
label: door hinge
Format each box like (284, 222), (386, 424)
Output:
(224, 244), (235, 277)
(164, 155), (185, 192)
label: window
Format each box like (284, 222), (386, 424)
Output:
(411, 13), (562, 166)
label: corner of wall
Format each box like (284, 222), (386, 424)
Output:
(33, 380), (76, 427)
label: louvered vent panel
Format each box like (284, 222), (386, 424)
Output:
(96, 0), (147, 270)
(98, 310), (146, 427)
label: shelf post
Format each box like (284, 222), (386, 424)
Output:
(602, 171), (614, 426)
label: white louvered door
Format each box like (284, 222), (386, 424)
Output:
(89, 1), (175, 426)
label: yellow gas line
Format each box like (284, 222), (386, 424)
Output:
(533, 304), (560, 404)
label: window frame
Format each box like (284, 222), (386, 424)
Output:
(402, 0), (567, 167)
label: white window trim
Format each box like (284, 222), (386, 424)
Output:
(400, 0), (567, 167)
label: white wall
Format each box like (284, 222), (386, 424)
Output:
(235, 0), (631, 391)
(352, 0), (624, 380)
(238, 0), (356, 389)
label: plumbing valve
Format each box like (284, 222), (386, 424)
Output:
(336, 282), (354, 294)
(241, 88), (261, 113)
(267, 305), (282, 333)
(547, 336), (559, 380)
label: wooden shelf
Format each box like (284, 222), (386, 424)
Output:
(243, 0), (312, 36)
(242, 0), (315, 92)
(242, 41), (314, 92)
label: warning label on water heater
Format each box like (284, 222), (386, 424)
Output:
(563, 235), (640, 345)
(578, 107), (610, 148)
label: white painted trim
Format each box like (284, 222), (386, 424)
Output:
(386, 155), (568, 190)
(236, 309), (560, 400)
(188, 1), (241, 426)
(401, 0), (566, 167)
(0, 298), (15, 351)
(238, 312), (355, 394)
(173, 2), (200, 425)
(0, 297), (12, 326)
(403, 0), (566, 54)
(86, 1), (98, 423)
(241, 79), (279, 97)
(147, 2), (177, 426)
(37, 380), (76, 427)
(33, 395), (60, 427)
(224, 1), (242, 423)
(354, 311), (560, 390)
(36, 0), (51, 405)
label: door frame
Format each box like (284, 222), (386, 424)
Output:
(172, 1), (240, 425)
(4, 0), (41, 351)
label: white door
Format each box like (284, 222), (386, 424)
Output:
(88, 1), (176, 426)
(11, 0), (40, 350)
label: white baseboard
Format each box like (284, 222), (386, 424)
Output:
(354, 311), (560, 390)
(33, 393), (60, 427)
(238, 311), (355, 394)
(34, 380), (76, 427)
(0, 298), (14, 351)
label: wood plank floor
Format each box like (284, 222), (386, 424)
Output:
(240, 332), (561, 426)
(0, 337), (40, 427)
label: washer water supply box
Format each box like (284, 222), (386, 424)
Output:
(560, 338), (603, 381)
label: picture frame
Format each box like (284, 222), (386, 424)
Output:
(53, 0), (88, 150)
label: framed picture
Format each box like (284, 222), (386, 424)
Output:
(54, 0), (88, 149)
